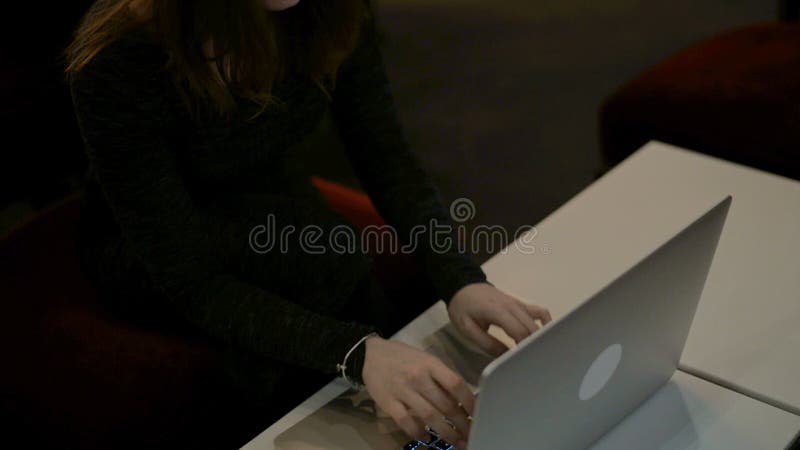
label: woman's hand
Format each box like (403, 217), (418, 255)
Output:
(362, 336), (474, 448)
(448, 283), (552, 356)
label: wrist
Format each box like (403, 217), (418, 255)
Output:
(449, 281), (490, 304)
(365, 334), (383, 347)
(437, 266), (488, 306)
(363, 335), (384, 360)
(362, 335), (384, 377)
(338, 331), (381, 389)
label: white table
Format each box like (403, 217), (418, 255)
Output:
(243, 302), (800, 449)
(482, 141), (800, 415)
(243, 142), (800, 449)
(591, 370), (799, 450)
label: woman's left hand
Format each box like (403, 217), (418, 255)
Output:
(447, 283), (552, 357)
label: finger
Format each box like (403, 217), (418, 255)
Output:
(508, 300), (541, 335)
(419, 373), (471, 436)
(402, 389), (462, 445)
(525, 303), (553, 324)
(434, 416), (464, 447)
(428, 359), (476, 417)
(461, 316), (508, 357)
(385, 399), (426, 441)
(492, 309), (530, 343)
(418, 378), (471, 432)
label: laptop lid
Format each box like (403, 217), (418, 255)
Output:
(468, 196), (731, 450)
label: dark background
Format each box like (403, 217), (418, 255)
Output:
(0, 0), (779, 261)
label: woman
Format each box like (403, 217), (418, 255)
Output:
(67, 0), (551, 446)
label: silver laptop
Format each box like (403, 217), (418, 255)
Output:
(274, 196), (731, 449)
(467, 195), (731, 449)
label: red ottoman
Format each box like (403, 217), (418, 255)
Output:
(600, 22), (800, 180)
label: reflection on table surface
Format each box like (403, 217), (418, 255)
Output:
(275, 323), (492, 450)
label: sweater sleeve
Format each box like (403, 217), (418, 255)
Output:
(70, 39), (378, 383)
(330, 12), (488, 304)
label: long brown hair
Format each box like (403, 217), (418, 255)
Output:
(65, 0), (368, 117)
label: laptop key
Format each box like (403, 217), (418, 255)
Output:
(434, 439), (453, 449)
(403, 427), (461, 449)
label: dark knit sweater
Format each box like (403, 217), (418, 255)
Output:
(69, 14), (486, 387)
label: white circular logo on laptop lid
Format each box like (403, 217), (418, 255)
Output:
(579, 343), (623, 401)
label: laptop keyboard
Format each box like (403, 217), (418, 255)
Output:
(401, 325), (484, 450)
(402, 428), (458, 449)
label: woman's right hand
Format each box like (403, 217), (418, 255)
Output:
(362, 336), (475, 448)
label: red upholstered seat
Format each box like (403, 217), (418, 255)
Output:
(311, 176), (386, 229)
(310, 176), (423, 296)
(0, 178), (415, 449)
(600, 22), (800, 180)
(0, 194), (259, 449)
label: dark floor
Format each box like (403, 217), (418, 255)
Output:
(1, 1), (778, 255)
(371, 0), (775, 261)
